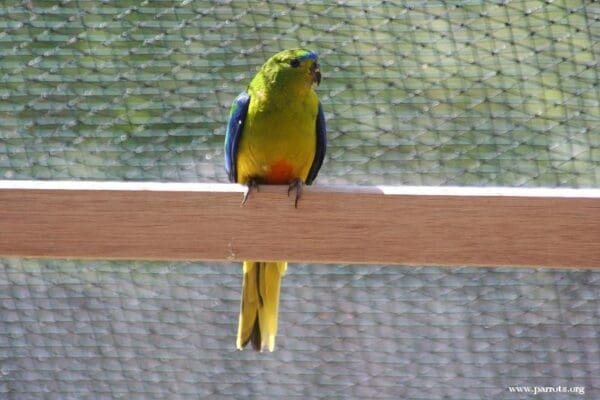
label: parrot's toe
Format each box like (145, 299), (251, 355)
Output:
(242, 178), (260, 206)
(287, 178), (304, 208)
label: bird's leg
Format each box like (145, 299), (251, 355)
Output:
(287, 178), (304, 209)
(242, 177), (260, 206)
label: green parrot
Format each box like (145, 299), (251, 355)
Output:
(224, 49), (327, 351)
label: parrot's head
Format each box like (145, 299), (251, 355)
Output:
(259, 49), (321, 92)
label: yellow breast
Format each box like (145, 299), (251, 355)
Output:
(236, 91), (319, 185)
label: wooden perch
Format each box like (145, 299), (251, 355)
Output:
(1, 180), (599, 268)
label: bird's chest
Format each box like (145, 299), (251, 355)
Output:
(236, 103), (317, 184)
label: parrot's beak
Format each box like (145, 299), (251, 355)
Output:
(311, 62), (321, 86)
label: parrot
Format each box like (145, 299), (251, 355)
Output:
(224, 49), (326, 351)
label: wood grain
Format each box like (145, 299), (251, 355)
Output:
(1, 180), (599, 268)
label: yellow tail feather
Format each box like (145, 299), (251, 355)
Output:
(237, 261), (287, 352)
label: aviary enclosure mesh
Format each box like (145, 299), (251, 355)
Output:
(0, 1), (599, 399)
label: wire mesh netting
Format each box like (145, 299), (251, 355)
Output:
(1, 1), (599, 399)
(2, 0), (598, 185)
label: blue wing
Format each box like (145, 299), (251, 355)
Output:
(305, 102), (327, 185)
(224, 91), (250, 183)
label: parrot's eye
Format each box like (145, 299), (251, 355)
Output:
(290, 58), (301, 68)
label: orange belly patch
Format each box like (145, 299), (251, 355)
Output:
(265, 159), (295, 184)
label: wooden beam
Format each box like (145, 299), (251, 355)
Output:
(1, 180), (599, 268)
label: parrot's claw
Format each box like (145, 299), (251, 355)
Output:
(242, 178), (260, 206)
(287, 178), (303, 209)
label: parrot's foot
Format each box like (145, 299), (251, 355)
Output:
(287, 178), (304, 209)
(242, 178), (260, 206)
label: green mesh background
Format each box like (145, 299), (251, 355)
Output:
(1, 0), (598, 185)
(1, 1), (600, 399)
